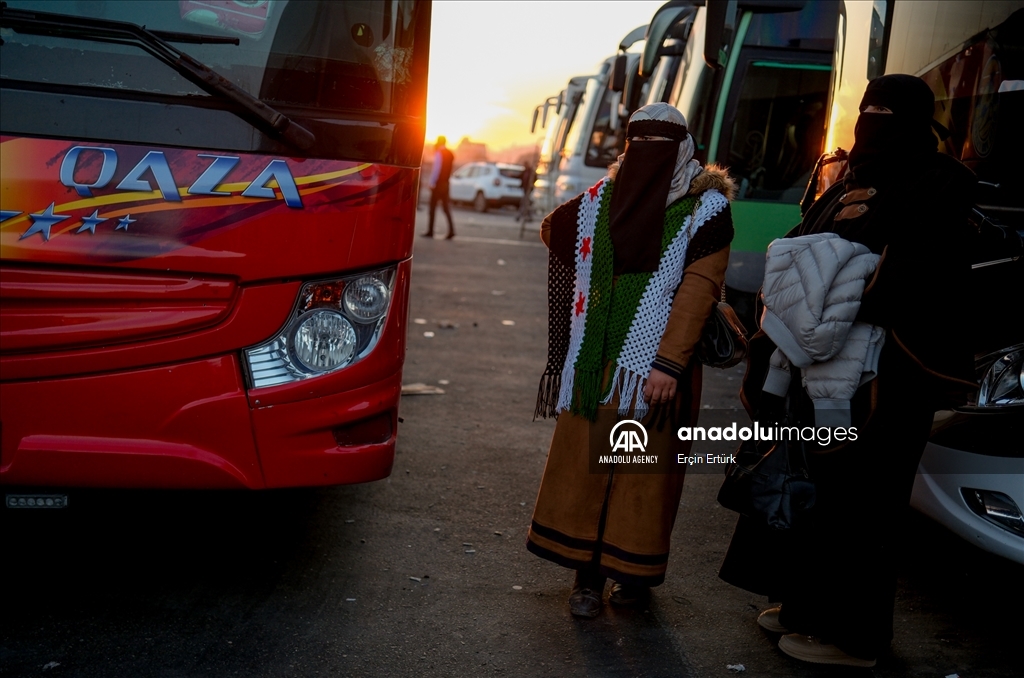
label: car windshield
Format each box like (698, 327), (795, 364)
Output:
(0, 0), (424, 116)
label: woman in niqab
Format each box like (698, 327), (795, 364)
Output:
(528, 103), (736, 618)
(719, 74), (978, 668)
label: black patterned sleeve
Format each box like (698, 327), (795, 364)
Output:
(684, 203), (734, 268)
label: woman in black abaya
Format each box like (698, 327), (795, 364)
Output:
(719, 74), (979, 668)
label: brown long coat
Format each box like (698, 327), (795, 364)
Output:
(527, 169), (735, 586)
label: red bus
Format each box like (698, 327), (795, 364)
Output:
(0, 1), (430, 491)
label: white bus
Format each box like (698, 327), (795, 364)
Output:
(531, 75), (592, 215)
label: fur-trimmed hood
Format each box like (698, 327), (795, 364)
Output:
(606, 161), (736, 201)
(686, 164), (736, 201)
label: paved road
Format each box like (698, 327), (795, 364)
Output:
(2, 205), (1020, 677)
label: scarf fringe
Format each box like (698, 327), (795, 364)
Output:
(571, 368), (604, 421)
(533, 371), (562, 420)
(601, 365), (650, 421)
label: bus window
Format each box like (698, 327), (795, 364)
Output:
(725, 60), (831, 202)
(555, 93), (583, 158)
(0, 0), (427, 163)
(867, 1), (891, 79)
(647, 55), (677, 105)
(920, 9), (1024, 205)
(562, 84), (590, 163)
(743, 1), (839, 50)
(3, 1), (420, 115)
(585, 84), (626, 168)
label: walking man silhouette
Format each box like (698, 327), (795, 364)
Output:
(425, 136), (455, 239)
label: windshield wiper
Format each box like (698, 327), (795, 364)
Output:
(145, 29), (239, 46)
(0, 4), (315, 150)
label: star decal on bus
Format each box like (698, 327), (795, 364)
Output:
(19, 203), (70, 242)
(76, 210), (108, 234)
(115, 214), (137, 231)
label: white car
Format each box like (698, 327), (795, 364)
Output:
(911, 343), (1024, 565)
(449, 162), (525, 212)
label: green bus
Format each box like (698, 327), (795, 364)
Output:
(642, 0), (840, 329)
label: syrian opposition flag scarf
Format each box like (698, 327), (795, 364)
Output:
(534, 178), (728, 422)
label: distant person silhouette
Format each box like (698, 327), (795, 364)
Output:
(425, 136), (455, 239)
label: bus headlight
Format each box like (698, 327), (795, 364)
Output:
(343, 276), (390, 322)
(292, 310), (357, 371)
(243, 267), (395, 389)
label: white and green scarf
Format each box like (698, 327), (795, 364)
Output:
(555, 178), (728, 421)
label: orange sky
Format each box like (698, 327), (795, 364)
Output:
(425, 1), (665, 152)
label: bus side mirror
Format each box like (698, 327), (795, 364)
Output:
(531, 107), (540, 134)
(641, 4), (695, 78)
(609, 54), (628, 93)
(704, 0), (737, 69)
(609, 91), (623, 132)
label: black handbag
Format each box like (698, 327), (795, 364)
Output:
(717, 431), (817, 531)
(696, 301), (748, 369)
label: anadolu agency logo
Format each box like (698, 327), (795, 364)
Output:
(592, 420), (664, 471)
(609, 419), (648, 453)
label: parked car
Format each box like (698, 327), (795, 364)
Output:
(910, 203), (1024, 565)
(913, 400), (1024, 565)
(449, 162), (525, 212)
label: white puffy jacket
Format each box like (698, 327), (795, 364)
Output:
(759, 232), (884, 427)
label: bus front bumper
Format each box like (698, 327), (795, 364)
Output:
(1, 259), (411, 491)
(0, 356), (401, 490)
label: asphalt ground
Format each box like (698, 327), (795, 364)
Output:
(1, 204), (1021, 678)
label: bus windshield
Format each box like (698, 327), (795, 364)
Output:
(0, 0), (424, 118)
(584, 79), (626, 169)
(726, 60), (831, 201)
(561, 79), (594, 164)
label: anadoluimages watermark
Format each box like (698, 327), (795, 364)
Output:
(676, 422), (858, 447)
(587, 409), (858, 474)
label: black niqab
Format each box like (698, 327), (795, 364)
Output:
(847, 74), (939, 187)
(608, 139), (679, 274)
(796, 74), (977, 390)
(607, 117), (690, 275)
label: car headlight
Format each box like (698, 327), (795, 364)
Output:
(243, 267), (395, 389)
(974, 344), (1024, 407)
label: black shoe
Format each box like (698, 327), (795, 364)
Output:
(569, 570), (606, 618)
(608, 582), (650, 608)
(420, 232), (434, 238)
(445, 231), (455, 240)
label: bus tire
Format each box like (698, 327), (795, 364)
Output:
(473, 192), (488, 213)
